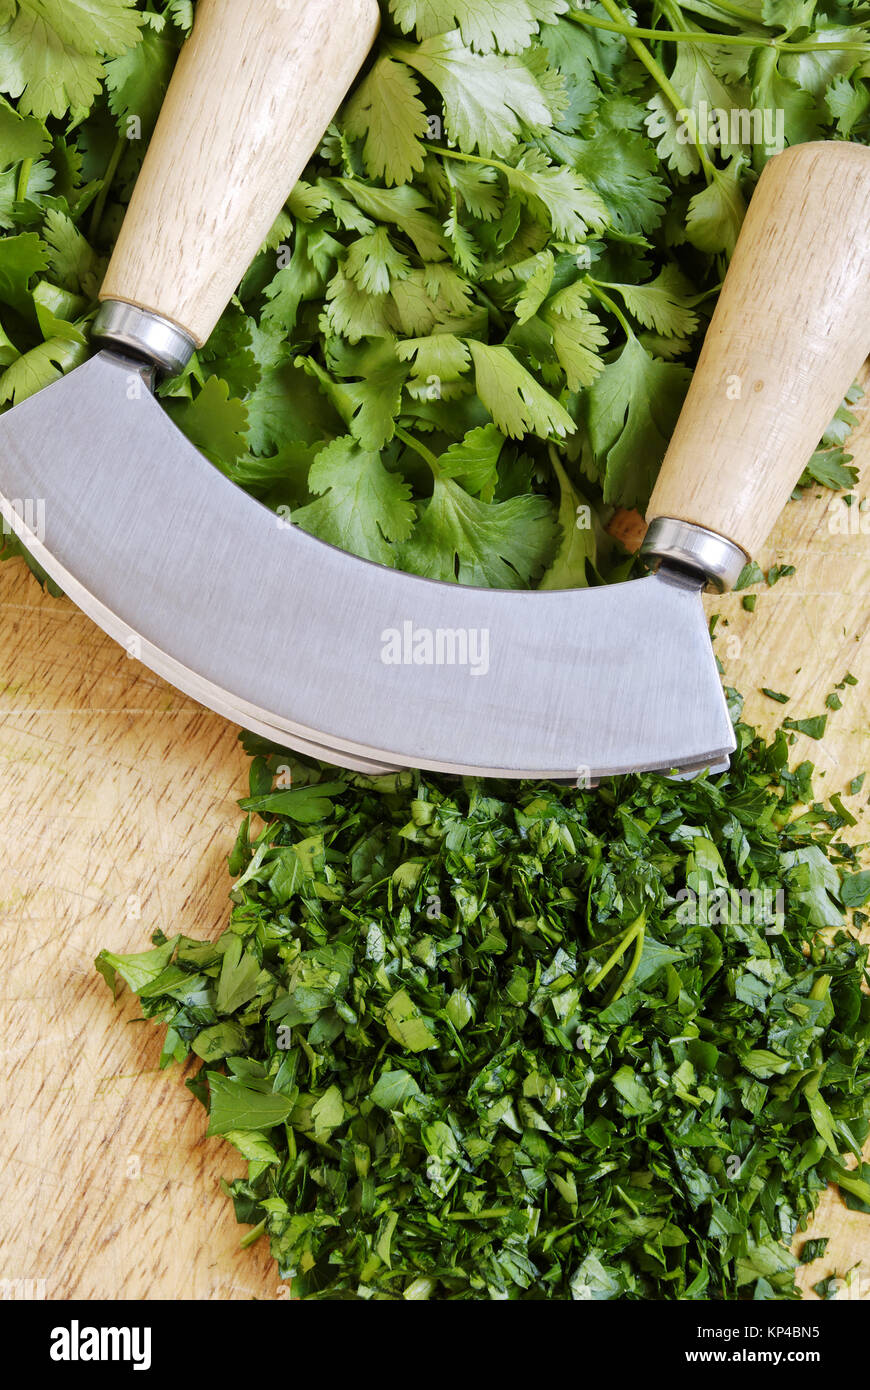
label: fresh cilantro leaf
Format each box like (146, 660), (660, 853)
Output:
(245, 356), (345, 456)
(392, 32), (564, 157)
(323, 337), (410, 450)
(397, 330), (472, 396)
(598, 265), (700, 339)
(538, 453), (596, 588)
(42, 207), (99, 295)
(585, 333), (690, 507)
(167, 375), (248, 467)
(503, 148), (608, 239)
(0, 331), (85, 403)
(750, 51), (823, 150)
(293, 434), (415, 566)
(0, 91), (48, 165)
(262, 224), (342, 334)
(685, 155), (746, 256)
(343, 55), (428, 186)
(389, 0), (568, 54)
(0, 0), (143, 119)
(238, 781), (346, 824)
(0, 227), (46, 314)
(563, 129), (668, 236)
(104, 18), (176, 138)
(401, 473), (555, 585)
(345, 226), (411, 296)
(436, 422), (504, 494)
(802, 448), (859, 491)
(338, 179), (447, 261)
(467, 339), (575, 438)
(646, 41), (748, 176)
(95, 939), (176, 996)
(825, 73), (870, 137)
(541, 295), (607, 390)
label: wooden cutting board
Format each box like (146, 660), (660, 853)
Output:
(0, 378), (867, 1301)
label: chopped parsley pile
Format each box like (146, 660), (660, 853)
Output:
(98, 720), (870, 1300)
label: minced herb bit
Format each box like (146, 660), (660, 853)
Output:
(783, 715), (828, 741)
(799, 1238), (829, 1265)
(97, 715), (870, 1301)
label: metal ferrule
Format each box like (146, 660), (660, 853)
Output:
(641, 516), (748, 592)
(91, 301), (197, 377)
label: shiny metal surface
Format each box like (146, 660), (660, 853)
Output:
(92, 301), (196, 376)
(0, 352), (736, 779)
(641, 516), (748, 591)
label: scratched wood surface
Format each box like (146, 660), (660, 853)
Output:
(0, 376), (867, 1301)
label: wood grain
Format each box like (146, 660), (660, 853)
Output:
(647, 142), (870, 558)
(0, 371), (866, 1299)
(99, 0), (380, 346)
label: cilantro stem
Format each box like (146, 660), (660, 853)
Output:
(588, 911), (646, 990)
(584, 278), (633, 338)
(568, 7), (870, 53)
(238, 1217), (267, 1248)
(588, 0), (716, 181)
(89, 133), (127, 245)
(607, 915), (645, 1003)
(426, 145), (491, 168)
(395, 424), (442, 476)
(15, 158), (32, 203)
(475, 287), (509, 331)
(699, 0), (761, 22)
(446, 1208), (512, 1220)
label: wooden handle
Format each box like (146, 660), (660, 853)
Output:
(646, 142), (870, 557)
(99, 0), (380, 347)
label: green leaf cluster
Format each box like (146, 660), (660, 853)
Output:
(4, 0), (867, 589)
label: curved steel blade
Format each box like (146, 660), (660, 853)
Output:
(0, 352), (735, 779)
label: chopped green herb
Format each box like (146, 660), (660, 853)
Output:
(734, 561), (765, 591)
(766, 565), (796, 586)
(97, 713), (870, 1301)
(799, 1238), (829, 1265)
(783, 716), (828, 741)
(761, 689), (789, 704)
(828, 794), (858, 828)
(841, 871), (870, 909)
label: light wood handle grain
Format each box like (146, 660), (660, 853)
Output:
(646, 141), (870, 557)
(99, 0), (380, 346)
